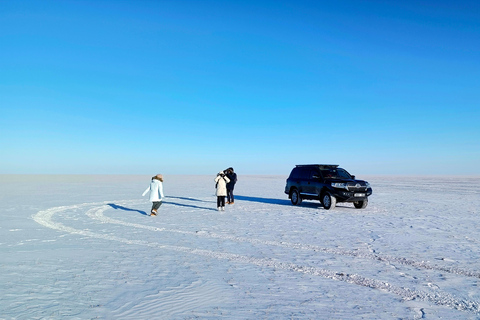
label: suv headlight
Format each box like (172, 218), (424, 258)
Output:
(331, 182), (348, 189)
(366, 182), (371, 188)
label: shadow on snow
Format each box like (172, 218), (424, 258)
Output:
(108, 203), (148, 216)
(108, 195), (353, 215)
(108, 201), (218, 214)
(165, 196), (218, 211)
(163, 201), (218, 212)
(168, 196), (207, 203)
(234, 195), (292, 206)
(234, 195), (337, 209)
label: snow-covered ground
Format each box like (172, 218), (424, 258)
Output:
(1, 174), (480, 319)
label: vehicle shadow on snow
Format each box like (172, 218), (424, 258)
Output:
(235, 195), (291, 206)
(235, 195), (355, 210)
(108, 203), (148, 216)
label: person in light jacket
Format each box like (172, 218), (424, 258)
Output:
(142, 174), (164, 216)
(215, 171), (230, 211)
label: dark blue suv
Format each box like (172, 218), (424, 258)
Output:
(284, 164), (372, 210)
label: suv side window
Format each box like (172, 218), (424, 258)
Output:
(289, 167), (302, 179)
(310, 169), (322, 180)
(303, 168), (313, 179)
(306, 169), (316, 180)
(290, 167), (311, 180)
(320, 169), (334, 179)
(297, 168), (309, 179)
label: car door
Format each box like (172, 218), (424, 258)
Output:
(294, 167), (310, 195)
(302, 169), (318, 196)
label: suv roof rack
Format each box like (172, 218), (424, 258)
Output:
(296, 164), (339, 169)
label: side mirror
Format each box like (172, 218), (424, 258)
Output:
(351, 175), (355, 179)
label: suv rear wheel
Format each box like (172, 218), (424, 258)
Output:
(321, 192), (336, 210)
(290, 189), (302, 205)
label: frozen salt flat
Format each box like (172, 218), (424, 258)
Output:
(1, 174), (480, 319)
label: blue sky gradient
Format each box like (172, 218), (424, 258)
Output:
(1, 1), (479, 175)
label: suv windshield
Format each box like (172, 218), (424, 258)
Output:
(320, 168), (351, 180)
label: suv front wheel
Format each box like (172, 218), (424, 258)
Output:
(354, 200), (368, 209)
(321, 192), (336, 210)
(290, 189), (302, 205)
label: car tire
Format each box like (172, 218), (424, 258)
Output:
(290, 189), (302, 205)
(322, 192), (336, 210)
(354, 199), (368, 209)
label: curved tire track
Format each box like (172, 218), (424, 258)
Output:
(91, 201), (480, 280)
(33, 201), (480, 314)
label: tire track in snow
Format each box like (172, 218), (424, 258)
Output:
(90, 201), (480, 280)
(33, 201), (480, 315)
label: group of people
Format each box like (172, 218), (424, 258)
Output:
(214, 167), (237, 211)
(142, 168), (237, 216)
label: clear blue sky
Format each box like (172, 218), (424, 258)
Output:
(1, 0), (479, 175)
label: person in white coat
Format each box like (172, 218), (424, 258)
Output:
(142, 174), (164, 216)
(214, 171), (230, 211)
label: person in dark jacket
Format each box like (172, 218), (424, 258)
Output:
(225, 167), (237, 204)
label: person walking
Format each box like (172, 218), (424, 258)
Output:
(142, 174), (164, 216)
(225, 167), (237, 204)
(215, 171), (230, 211)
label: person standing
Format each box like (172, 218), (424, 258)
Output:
(225, 167), (237, 204)
(215, 171), (230, 211)
(142, 174), (164, 216)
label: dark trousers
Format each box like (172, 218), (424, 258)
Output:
(227, 189), (234, 203)
(217, 196), (226, 208)
(151, 201), (162, 212)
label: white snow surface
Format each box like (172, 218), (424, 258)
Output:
(1, 174), (480, 319)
